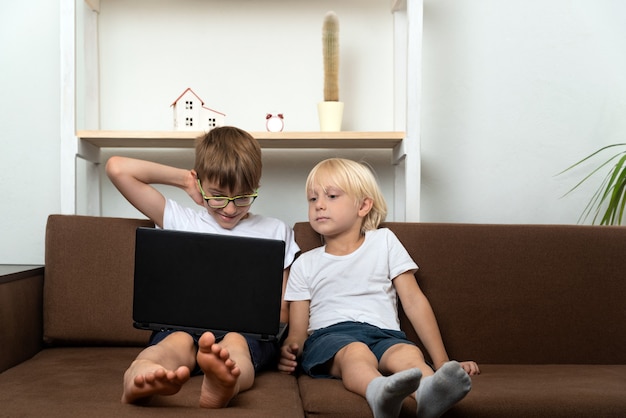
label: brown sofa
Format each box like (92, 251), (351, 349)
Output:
(1, 215), (625, 417)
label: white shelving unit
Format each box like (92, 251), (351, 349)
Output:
(61, 0), (423, 221)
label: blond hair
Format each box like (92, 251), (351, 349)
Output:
(306, 158), (387, 233)
(194, 126), (262, 193)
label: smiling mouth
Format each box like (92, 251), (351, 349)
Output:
(214, 210), (239, 220)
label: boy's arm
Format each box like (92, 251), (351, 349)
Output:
(394, 272), (480, 375)
(279, 268), (291, 323)
(278, 300), (310, 374)
(105, 156), (202, 228)
(393, 272), (450, 369)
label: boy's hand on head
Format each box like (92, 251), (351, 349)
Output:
(278, 343), (300, 374)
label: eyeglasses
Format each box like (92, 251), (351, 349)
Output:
(196, 179), (258, 208)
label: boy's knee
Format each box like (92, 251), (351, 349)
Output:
(379, 343), (427, 372)
(162, 331), (195, 347)
(337, 341), (372, 359)
(222, 332), (248, 347)
(386, 342), (422, 357)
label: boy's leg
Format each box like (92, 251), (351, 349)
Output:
(330, 342), (421, 418)
(415, 361), (471, 418)
(378, 342), (434, 377)
(197, 332), (254, 408)
(378, 344), (471, 418)
(122, 331), (197, 404)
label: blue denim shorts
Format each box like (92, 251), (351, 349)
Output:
(149, 330), (279, 376)
(301, 321), (415, 378)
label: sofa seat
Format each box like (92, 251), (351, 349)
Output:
(296, 365), (626, 418)
(446, 364), (626, 417)
(3, 215), (626, 417)
(0, 346), (303, 417)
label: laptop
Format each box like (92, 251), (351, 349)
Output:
(133, 227), (287, 342)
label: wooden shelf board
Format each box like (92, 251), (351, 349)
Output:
(77, 130), (404, 149)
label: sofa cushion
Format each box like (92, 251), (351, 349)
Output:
(297, 374), (417, 417)
(294, 221), (626, 365)
(0, 347), (303, 417)
(444, 364), (626, 417)
(296, 364), (626, 417)
(388, 222), (626, 365)
(44, 215), (154, 346)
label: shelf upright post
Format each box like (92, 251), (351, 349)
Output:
(62, 0), (101, 215)
(60, 0), (76, 214)
(77, 0), (102, 215)
(392, 0), (423, 222)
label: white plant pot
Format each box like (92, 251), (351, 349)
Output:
(317, 101), (344, 132)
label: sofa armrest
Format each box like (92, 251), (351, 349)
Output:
(0, 266), (44, 373)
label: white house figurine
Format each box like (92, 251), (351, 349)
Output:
(171, 88), (225, 131)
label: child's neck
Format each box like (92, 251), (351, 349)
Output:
(324, 230), (365, 256)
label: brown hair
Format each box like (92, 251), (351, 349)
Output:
(194, 126), (262, 193)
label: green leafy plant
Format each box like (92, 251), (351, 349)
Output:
(560, 143), (626, 225)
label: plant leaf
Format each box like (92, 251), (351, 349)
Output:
(559, 144), (626, 225)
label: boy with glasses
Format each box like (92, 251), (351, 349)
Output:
(106, 126), (299, 408)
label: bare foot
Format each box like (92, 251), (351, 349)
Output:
(197, 332), (241, 408)
(121, 360), (191, 404)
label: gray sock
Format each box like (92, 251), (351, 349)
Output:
(415, 361), (471, 418)
(365, 368), (422, 418)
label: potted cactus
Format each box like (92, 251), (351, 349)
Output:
(317, 11), (344, 131)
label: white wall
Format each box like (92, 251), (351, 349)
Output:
(95, 0), (398, 225)
(94, 0), (395, 132)
(421, 0), (626, 223)
(2, 0), (625, 264)
(0, 2), (60, 264)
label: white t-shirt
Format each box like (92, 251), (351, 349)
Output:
(285, 228), (418, 333)
(163, 199), (299, 269)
